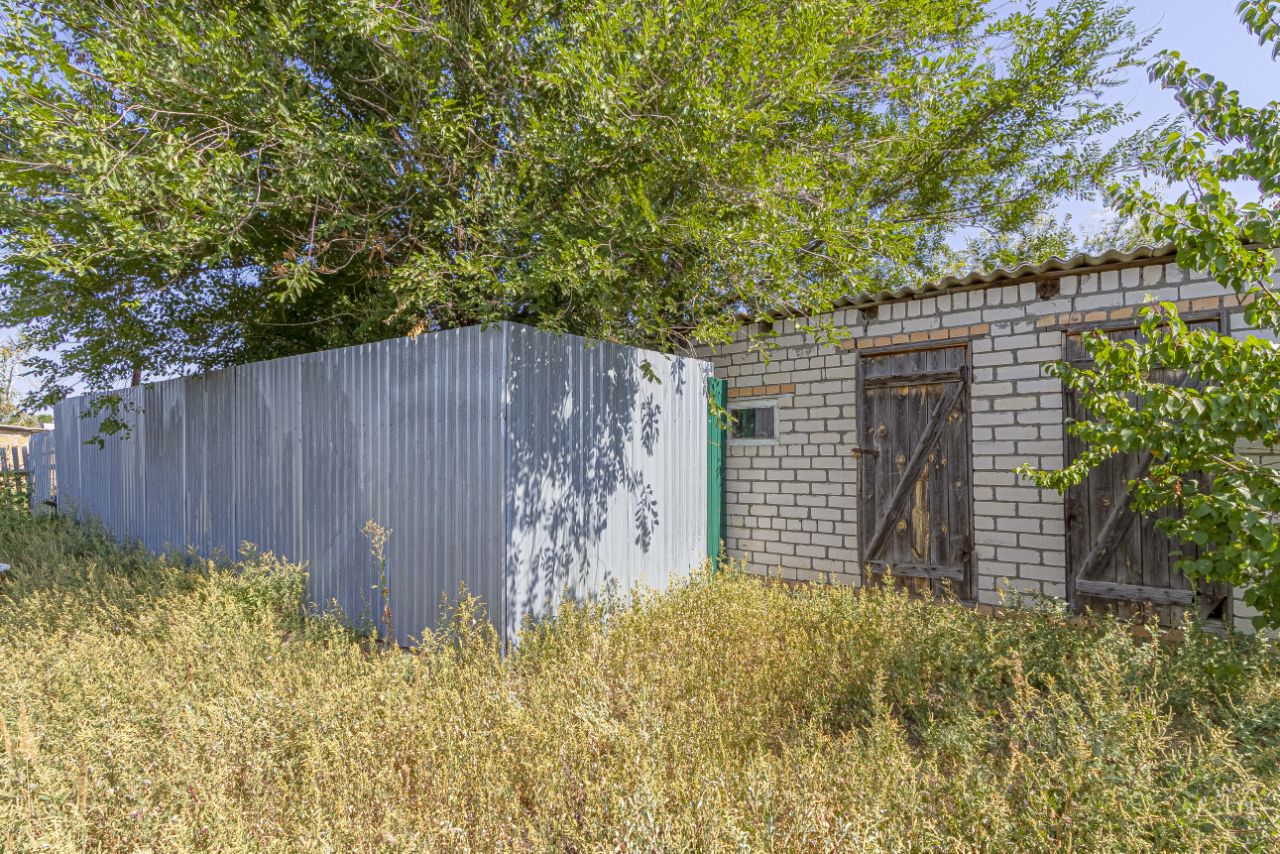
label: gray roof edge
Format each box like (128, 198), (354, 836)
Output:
(842, 243), (1179, 308)
(735, 243), (1181, 322)
(0, 423), (49, 434)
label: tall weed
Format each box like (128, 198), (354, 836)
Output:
(0, 512), (1277, 851)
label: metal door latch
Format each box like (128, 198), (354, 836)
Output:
(850, 446), (880, 457)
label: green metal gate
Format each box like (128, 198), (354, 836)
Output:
(706, 377), (728, 563)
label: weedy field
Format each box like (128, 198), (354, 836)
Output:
(1, 511), (1278, 852)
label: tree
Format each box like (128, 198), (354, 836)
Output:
(1024, 0), (1280, 628)
(0, 335), (41, 425)
(0, 0), (1141, 405)
(0, 337), (25, 421)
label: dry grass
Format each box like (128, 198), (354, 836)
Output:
(1, 510), (1279, 852)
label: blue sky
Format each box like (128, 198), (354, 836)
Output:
(1124, 0), (1274, 108)
(10, 1), (1278, 403)
(1056, 0), (1276, 225)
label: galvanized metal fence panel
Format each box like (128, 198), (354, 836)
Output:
(52, 323), (709, 646)
(141, 380), (185, 550)
(28, 431), (55, 510)
(503, 326), (711, 640)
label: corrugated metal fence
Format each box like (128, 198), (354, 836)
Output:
(54, 323), (711, 645)
(28, 431), (55, 509)
(503, 324), (711, 640)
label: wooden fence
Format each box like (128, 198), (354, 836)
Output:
(0, 434), (55, 513)
(0, 445), (32, 510)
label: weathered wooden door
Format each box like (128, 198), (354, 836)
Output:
(1065, 320), (1230, 625)
(858, 346), (973, 599)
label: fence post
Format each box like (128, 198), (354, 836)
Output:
(706, 376), (728, 565)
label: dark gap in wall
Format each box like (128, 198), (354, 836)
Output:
(1036, 279), (1061, 300)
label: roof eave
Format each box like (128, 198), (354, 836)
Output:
(734, 243), (1179, 323)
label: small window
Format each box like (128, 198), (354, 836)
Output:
(731, 402), (778, 441)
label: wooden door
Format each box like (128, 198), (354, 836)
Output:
(1065, 320), (1230, 625)
(858, 346), (973, 599)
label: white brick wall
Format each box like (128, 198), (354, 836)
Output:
(710, 260), (1274, 632)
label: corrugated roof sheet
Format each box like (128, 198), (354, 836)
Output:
(839, 243), (1177, 308)
(735, 243), (1179, 323)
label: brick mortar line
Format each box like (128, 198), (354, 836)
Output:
(847, 322), (990, 351)
(1034, 295), (1239, 328)
(831, 294), (1249, 350)
(727, 383), (796, 399)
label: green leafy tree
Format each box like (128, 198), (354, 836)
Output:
(1024, 0), (1280, 627)
(0, 335), (41, 425)
(0, 0), (1141, 404)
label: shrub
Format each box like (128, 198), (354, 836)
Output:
(0, 512), (1277, 851)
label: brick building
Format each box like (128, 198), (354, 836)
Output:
(709, 245), (1274, 633)
(0, 423), (47, 452)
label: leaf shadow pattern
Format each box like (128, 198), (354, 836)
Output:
(53, 325), (708, 649)
(503, 326), (701, 640)
(641, 397), (661, 455)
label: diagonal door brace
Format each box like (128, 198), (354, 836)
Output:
(863, 378), (966, 564)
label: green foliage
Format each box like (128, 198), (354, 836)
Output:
(0, 473), (30, 515)
(1, 513), (1279, 849)
(0, 0), (1142, 405)
(0, 336), (41, 426)
(1023, 1), (1280, 628)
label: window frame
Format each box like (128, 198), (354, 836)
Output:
(728, 397), (781, 445)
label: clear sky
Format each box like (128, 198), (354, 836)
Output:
(1056, 0), (1277, 225)
(1124, 0), (1274, 109)
(9, 1), (1279, 403)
